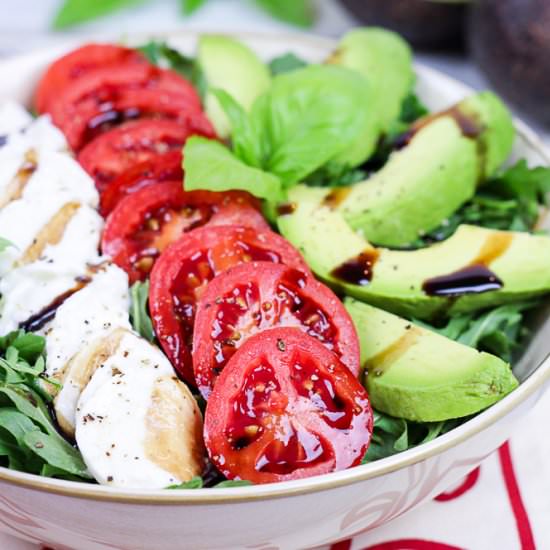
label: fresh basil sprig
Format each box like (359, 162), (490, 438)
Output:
(0, 331), (91, 480)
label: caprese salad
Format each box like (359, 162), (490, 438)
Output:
(0, 29), (548, 489)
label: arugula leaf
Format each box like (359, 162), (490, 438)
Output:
(137, 41), (206, 98)
(214, 479), (253, 488)
(23, 431), (89, 478)
(253, 0), (314, 27)
(399, 92), (429, 124)
(180, 0), (207, 15)
(268, 53), (308, 76)
(167, 475), (204, 489)
(410, 161), (550, 247)
(129, 281), (155, 343)
(183, 137), (283, 202)
(305, 162), (367, 188)
(53, 0), (147, 29)
(363, 410), (455, 463)
(0, 330), (92, 480)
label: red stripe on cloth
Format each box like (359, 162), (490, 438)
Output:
(434, 467), (481, 502)
(498, 442), (536, 550)
(362, 539), (463, 550)
(330, 540), (352, 550)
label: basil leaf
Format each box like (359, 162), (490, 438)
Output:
(183, 137), (283, 202)
(253, 0), (314, 27)
(268, 53), (308, 76)
(53, 0), (147, 29)
(129, 281), (155, 343)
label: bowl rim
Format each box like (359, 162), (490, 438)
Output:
(0, 28), (549, 505)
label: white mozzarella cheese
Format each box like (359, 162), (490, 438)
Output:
(0, 101), (32, 135)
(76, 332), (204, 489)
(0, 205), (103, 334)
(0, 112), (67, 205)
(45, 264), (130, 378)
(0, 151), (99, 275)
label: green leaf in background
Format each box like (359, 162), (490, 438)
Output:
(129, 280), (155, 343)
(53, 0), (147, 29)
(180, 0), (207, 15)
(399, 92), (429, 124)
(183, 137), (283, 202)
(268, 52), (308, 76)
(253, 0), (314, 28)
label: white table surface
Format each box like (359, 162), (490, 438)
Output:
(0, 1), (548, 549)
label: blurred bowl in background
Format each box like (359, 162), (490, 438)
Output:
(338, 0), (470, 49)
(468, 0), (550, 127)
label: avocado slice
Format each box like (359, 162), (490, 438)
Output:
(198, 35), (271, 138)
(345, 298), (518, 421)
(277, 184), (550, 320)
(327, 27), (413, 133)
(334, 91), (514, 247)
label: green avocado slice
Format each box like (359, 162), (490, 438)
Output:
(327, 27), (413, 133)
(331, 92), (514, 247)
(198, 35), (271, 138)
(277, 185), (550, 320)
(345, 298), (518, 422)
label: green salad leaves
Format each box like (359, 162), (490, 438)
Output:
(129, 281), (155, 343)
(0, 331), (91, 480)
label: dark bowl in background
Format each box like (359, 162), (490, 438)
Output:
(468, 0), (550, 126)
(338, 0), (469, 49)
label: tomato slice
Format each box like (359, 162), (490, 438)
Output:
(149, 226), (309, 384)
(99, 151), (183, 216)
(48, 63), (209, 150)
(78, 119), (211, 192)
(193, 262), (360, 399)
(35, 44), (146, 113)
(102, 182), (270, 284)
(204, 327), (373, 484)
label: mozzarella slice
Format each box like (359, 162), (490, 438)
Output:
(0, 205), (103, 334)
(45, 264), (130, 379)
(76, 332), (204, 489)
(0, 151), (98, 274)
(0, 101), (32, 135)
(0, 112), (67, 207)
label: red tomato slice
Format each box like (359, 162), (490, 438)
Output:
(193, 262), (360, 399)
(102, 182), (270, 284)
(35, 43), (146, 113)
(48, 63), (208, 150)
(78, 119), (210, 193)
(149, 226), (309, 384)
(99, 151), (183, 216)
(204, 327), (373, 484)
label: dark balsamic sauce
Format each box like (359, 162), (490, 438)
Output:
(276, 202), (297, 216)
(422, 264), (503, 297)
(422, 232), (512, 297)
(394, 106), (483, 150)
(19, 276), (92, 332)
(330, 249), (379, 286)
(322, 187), (352, 209)
(84, 107), (142, 143)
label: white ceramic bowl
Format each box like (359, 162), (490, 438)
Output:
(0, 31), (549, 550)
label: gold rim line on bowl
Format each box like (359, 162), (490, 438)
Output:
(0, 30), (549, 504)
